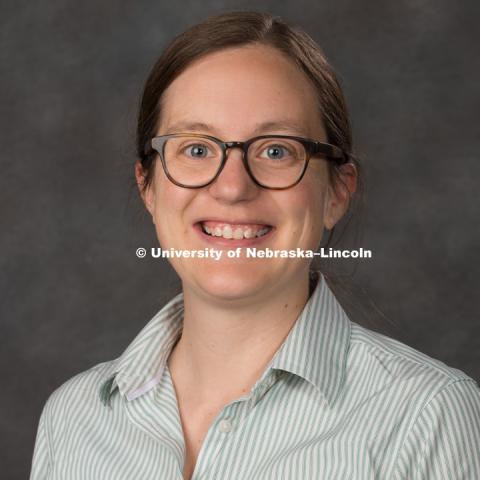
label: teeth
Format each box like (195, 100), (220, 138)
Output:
(256, 227), (269, 237)
(223, 225), (233, 238)
(201, 223), (271, 239)
(233, 228), (244, 240)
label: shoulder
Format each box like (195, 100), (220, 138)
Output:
(40, 360), (118, 439)
(347, 321), (479, 404)
(344, 322), (480, 476)
(46, 360), (116, 406)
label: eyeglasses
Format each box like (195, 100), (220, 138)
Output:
(144, 133), (348, 190)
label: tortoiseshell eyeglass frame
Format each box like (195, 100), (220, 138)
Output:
(144, 133), (349, 190)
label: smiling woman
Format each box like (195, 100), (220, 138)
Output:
(135, 45), (356, 310)
(30, 10), (480, 480)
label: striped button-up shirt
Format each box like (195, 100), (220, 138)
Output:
(30, 273), (480, 479)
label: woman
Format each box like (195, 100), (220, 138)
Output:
(30, 11), (480, 480)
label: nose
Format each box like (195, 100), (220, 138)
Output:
(207, 145), (259, 203)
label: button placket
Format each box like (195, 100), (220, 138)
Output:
(190, 404), (240, 479)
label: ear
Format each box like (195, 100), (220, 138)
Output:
(134, 160), (156, 223)
(323, 163), (357, 231)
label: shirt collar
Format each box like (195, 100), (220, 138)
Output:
(99, 273), (351, 409)
(269, 272), (351, 407)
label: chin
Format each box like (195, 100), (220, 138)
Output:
(184, 260), (274, 302)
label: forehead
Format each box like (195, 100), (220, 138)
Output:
(158, 45), (325, 139)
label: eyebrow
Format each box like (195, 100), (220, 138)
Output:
(163, 119), (310, 137)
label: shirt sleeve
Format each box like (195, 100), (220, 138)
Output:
(30, 402), (52, 480)
(393, 378), (480, 479)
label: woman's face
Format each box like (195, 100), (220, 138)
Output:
(137, 44), (352, 302)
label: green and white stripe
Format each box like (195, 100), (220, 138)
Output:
(30, 274), (480, 479)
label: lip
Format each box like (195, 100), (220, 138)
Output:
(193, 219), (275, 247)
(193, 217), (274, 227)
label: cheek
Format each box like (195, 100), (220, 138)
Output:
(283, 172), (328, 241)
(303, 165), (330, 214)
(152, 179), (195, 243)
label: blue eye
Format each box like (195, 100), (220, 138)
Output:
(259, 143), (295, 161)
(186, 144), (210, 158)
(265, 145), (287, 160)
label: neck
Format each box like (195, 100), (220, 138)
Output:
(167, 270), (312, 403)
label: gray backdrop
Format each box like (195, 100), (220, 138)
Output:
(2, 1), (479, 477)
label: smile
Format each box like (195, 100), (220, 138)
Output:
(200, 221), (273, 240)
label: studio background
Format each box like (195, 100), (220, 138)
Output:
(1, 1), (479, 477)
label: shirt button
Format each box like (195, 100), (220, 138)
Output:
(218, 418), (233, 433)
